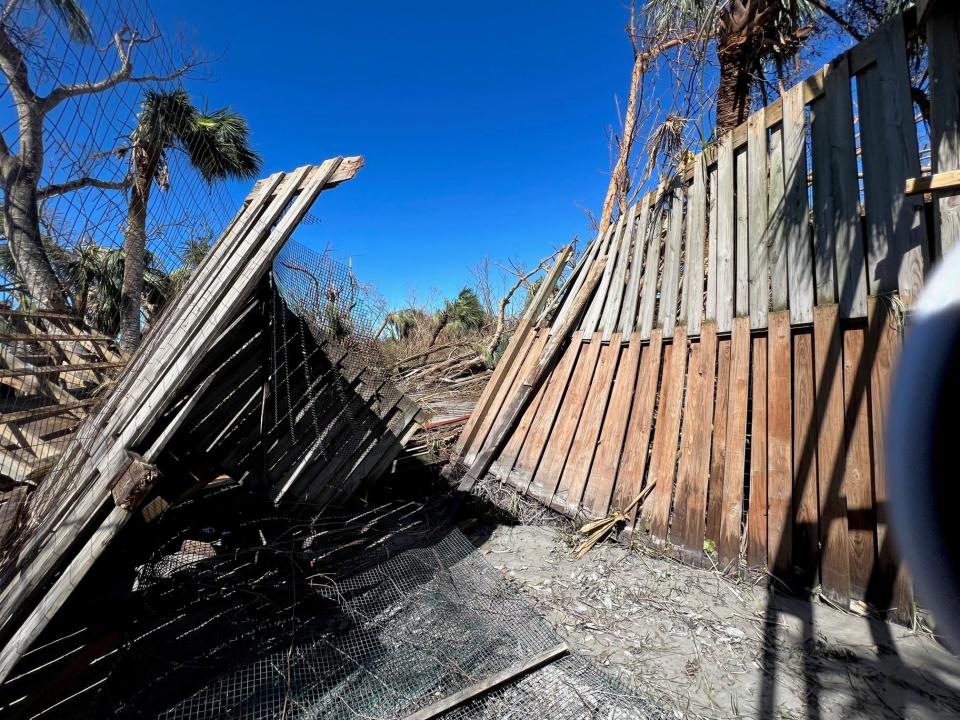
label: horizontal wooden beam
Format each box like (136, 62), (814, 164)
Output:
(0, 399), (94, 425)
(905, 170), (960, 195)
(0, 333), (114, 343)
(0, 361), (125, 379)
(0, 310), (83, 320)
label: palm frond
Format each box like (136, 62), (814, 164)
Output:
(41, 0), (93, 43)
(181, 107), (262, 183)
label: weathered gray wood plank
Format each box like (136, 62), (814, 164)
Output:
(736, 145), (750, 318)
(705, 165), (719, 321)
(685, 156), (707, 335)
(748, 109), (770, 329)
(768, 126), (788, 311)
(783, 82), (815, 324)
(582, 216), (624, 338)
(660, 180), (684, 337)
(619, 196), (651, 334)
(638, 190), (665, 340)
(716, 134), (736, 332)
(601, 203), (638, 342)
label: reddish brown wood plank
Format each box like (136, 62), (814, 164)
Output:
(464, 329), (539, 465)
(767, 311), (793, 580)
(509, 340), (582, 492)
(793, 329), (820, 589)
(612, 331), (663, 523)
(553, 335), (621, 515)
(489, 330), (550, 478)
(705, 337), (733, 547)
(867, 298), (914, 622)
(718, 318), (750, 570)
(842, 323), (876, 600)
(669, 324), (718, 563)
(645, 327), (688, 542)
(747, 334), (768, 570)
(582, 335), (642, 519)
(814, 304), (851, 604)
(528, 339), (603, 507)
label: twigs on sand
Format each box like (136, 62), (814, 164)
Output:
(574, 481), (656, 559)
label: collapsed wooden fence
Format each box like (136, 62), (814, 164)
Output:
(456, 5), (960, 622)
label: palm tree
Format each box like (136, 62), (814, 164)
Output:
(642, 0), (817, 135)
(168, 233), (212, 293)
(120, 88), (261, 351)
(429, 287), (486, 346)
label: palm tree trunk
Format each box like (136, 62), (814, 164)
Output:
(2, 158), (67, 309)
(428, 313), (447, 347)
(120, 147), (155, 353)
(715, 47), (753, 136)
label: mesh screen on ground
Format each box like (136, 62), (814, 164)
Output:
(73, 492), (664, 720)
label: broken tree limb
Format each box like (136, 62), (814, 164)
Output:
(458, 253), (609, 491)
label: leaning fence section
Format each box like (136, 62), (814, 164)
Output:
(457, 6), (959, 623)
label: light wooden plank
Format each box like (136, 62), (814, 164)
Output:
(583, 335), (642, 518)
(767, 311), (794, 580)
(553, 335), (620, 515)
(685, 157), (708, 336)
(660, 182), (684, 337)
(581, 218), (624, 338)
(841, 323), (877, 600)
(905, 169), (960, 194)
(611, 331), (662, 522)
(716, 135), (736, 332)
(669, 324), (717, 563)
(601, 207), (638, 342)
(748, 109), (770, 329)
(718, 318), (750, 570)
(814, 304), (851, 604)
(705, 165), (720, 321)
(768, 126), (789, 311)
(645, 327), (687, 541)
(811, 92), (839, 305)
(857, 14), (929, 305)
(747, 334), (768, 569)
(735, 146), (750, 318)
(619, 198), (651, 334)
(783, 83), (814, 324)
(925, 2), (960, 256)
(551, 232), (603, 334)
(637, 197), (664, 339)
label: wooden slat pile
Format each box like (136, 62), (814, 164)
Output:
(0, 156), (425, 682)
(454, 8), (956, 623)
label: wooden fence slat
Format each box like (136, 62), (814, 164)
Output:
(490, 331), (549, 478)
(768, 126), (789, 311)
(814, 304), (851, 604)
(660, 182), (684, 338)
(842, 323), (876, 600)
(646, 327), (688, 541)
(867, 298), (914, 622)
(718, 318), (750, 570)
(638, 200), (664, 339)
(553, 335), (620, 514)
(510, 340), (581, 491)
(767, 311), (794, 579)
(601, 208), (637, 342)
(669, 324), (717, 563)
(810, 94), (839, 305)
(748, 334), (768, 569)
(552, 231), (603, 334)
(827, 55), (868, 317)
(716, 135), (736, 332)
(464, 330), (539, 466)
(783, 83), (814, 324)
(686, 157), (708, 336)
(705, 337), (732, 546)
(612, 331), (662, 521)
(582, 218), (625, 337)
(619, 198), (651, 334)
(705, 166), (720, 322)
(528, 339), (602, 505)
(735, 147), (750, 318)
(927, 2), (960, 257)
(857, 14), (928, 305)
(583, 336), (642, 518)
(793, 328), (819, 587)
(748, 109), (770, 329)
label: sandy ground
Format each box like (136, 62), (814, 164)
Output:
(466, 523), (960, 720)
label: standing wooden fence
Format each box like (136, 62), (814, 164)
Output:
(456, 5), (960, 622)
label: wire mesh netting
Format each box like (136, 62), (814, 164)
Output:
(46, 487), (666, 720)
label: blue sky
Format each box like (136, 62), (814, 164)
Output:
(152, 1), (635, 310)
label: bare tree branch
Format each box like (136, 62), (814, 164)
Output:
(42, 27), (200, 111)
(38, 176), (128, 199)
